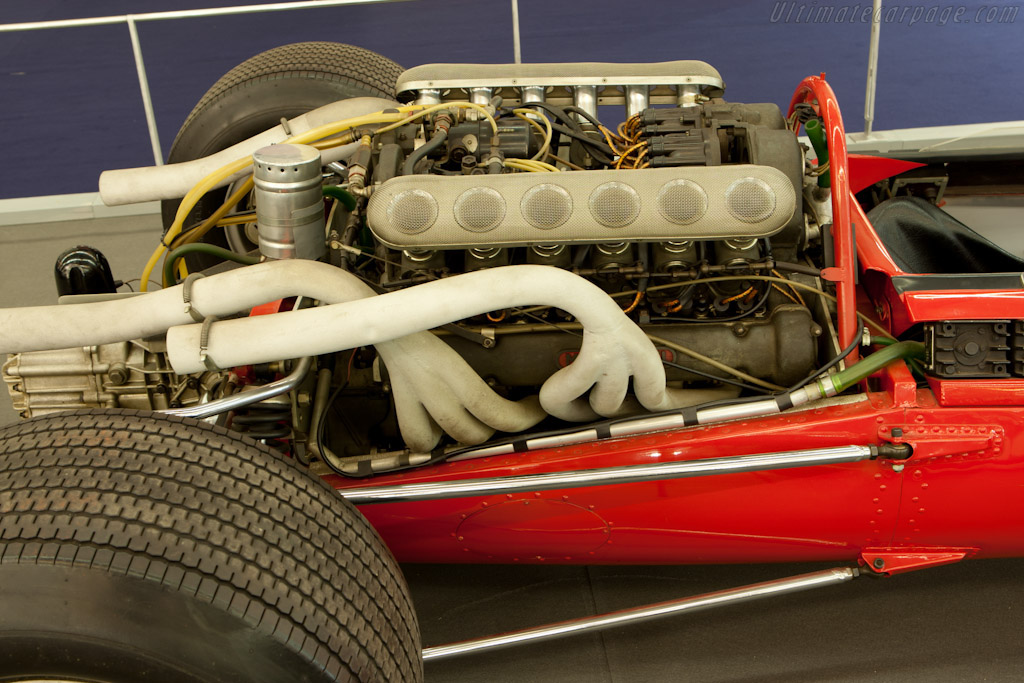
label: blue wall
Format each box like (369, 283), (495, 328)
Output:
(1, 0), (1022, 199)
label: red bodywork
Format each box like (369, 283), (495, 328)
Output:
(331, 75), (1024, 568)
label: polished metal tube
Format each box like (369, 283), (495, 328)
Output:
(416, 88), (442, 106)
(572, 85), (598, 121)
(422, 567), (858, 661)
(161, 356), (312, 419)
(521, 85), (546, 105)
(469, 87), (493, 107)
(677, 83), (702, 107)
(625, 84), (649, 119)
(341, 445), (873, 504)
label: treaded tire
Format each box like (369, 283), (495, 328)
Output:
(0, 409), (422, 682)
(161, 42), (403, 269)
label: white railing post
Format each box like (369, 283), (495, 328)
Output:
(126, 15), (164, 166)
(864, 0), (882, 136)
(0, 0), (408, 172)
(511, 0), (522, 63)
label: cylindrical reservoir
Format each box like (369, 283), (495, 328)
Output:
(253, 144), (327, 260)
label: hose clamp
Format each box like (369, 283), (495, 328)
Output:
(198, 315), (221, 372)
(182, 272), (207, 323)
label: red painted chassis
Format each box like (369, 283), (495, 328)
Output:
(333, 75), (1024, 575)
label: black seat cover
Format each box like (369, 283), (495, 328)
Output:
(866, 196), (1024, 274)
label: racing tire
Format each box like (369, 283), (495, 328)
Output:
(0, 409), (422, 682)
(161, 42), (403, 270)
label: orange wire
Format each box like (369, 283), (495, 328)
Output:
(622, 292), (644, 314)
(722, 286), (755, 304)
(615, 142), (646, 169)
(632, 147), (649, 169)
(771, 268), (807, 306)
(486, 310), (507, 322)
(771, 283), (800, 305)
(598, 125), (627, 155)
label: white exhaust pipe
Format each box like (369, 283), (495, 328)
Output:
(162, 263), (720, 420)
(0, 262), (729, 450)
(98, 96), (399, 206)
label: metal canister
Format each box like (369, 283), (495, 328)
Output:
(253, 144), (326, 260)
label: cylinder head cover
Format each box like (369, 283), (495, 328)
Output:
(253, 144), (326, 260)
(367, 165), (795, 250)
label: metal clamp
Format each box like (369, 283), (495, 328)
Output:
(198, 315), (220, 372)
(181, 272), (207, 323)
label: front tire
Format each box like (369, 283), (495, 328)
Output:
(0, 410), (421, 682)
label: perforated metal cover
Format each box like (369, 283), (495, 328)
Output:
(454, 187), (505, 233)
(367, 165), (796, 250)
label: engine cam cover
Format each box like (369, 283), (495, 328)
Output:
(366, 165), (796, 249)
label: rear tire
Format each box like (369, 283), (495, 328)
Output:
(0, 409), (422, 682)
(162, 42), (403, 270)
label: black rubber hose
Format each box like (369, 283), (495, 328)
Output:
(563, 104), (605, 130)
(774, 260), (824, 277)
(403, 128), (448, 175)
(516, 102), (615, 163)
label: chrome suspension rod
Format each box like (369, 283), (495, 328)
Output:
(422, 567), (859, 661)
(341, 444), (876, 504)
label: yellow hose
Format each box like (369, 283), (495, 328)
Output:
(140, 102), (500, 291)
(505, 159), (559, 173)
(512, 108), (552, 161)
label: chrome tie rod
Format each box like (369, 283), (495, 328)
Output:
(340, 444), (908, 505)
(422, 566), (859, 661)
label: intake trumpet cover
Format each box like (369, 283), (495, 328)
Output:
(366, 165), (796, 250)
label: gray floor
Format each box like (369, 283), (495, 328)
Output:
(3, 217), (1024, 681)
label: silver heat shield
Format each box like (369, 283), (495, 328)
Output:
(366, 165), (796, 250)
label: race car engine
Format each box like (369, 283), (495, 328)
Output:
(3, 57), (834, 476)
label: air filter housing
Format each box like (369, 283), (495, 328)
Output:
(367, 165), (796, 250)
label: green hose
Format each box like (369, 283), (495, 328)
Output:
(164, 244), (260, 286)
(322, 185), (357, 211)
(804, 117), (830, 189)
(831, 340), (925, 393)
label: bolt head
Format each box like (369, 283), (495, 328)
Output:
(873, 558), (886, 569)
